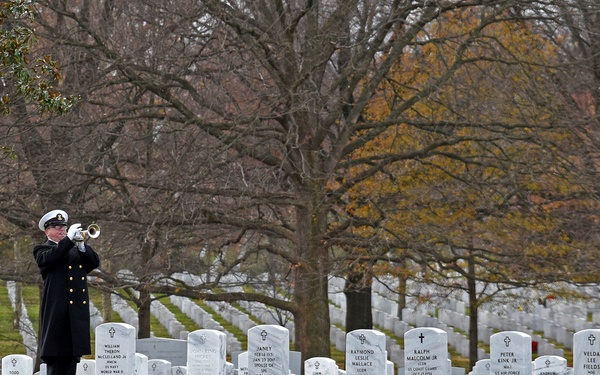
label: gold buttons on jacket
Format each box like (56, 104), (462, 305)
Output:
(69, 301), (73, 304)
(69, 277), (73, 280)
(70, 289), (73, 293)
(83, 301), (87, 304)
(79, 265), (83, 268)
(82, 289), (86, 292)
(69, 266), (72, 269)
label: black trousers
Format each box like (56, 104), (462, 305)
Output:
(44, 356), (79, 375)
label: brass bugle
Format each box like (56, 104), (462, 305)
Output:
(81, 224), (100, 240)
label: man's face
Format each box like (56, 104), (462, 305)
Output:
(45, 224), (67, 242)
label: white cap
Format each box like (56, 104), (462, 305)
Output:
(38, 209), (68, 231)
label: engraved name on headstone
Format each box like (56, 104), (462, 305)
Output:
(186, 329), (227, 375)
(345, 329), (387, 375)
(573, 329), (600, 375)
(94, 322), (136, 375)
(404, 327), (448, 375)
(248, 324), (290, 375)
(489, 331), (532, 375)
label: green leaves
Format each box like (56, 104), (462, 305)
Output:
(0, 0), (78, 115)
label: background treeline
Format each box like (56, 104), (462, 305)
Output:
(0, 0), (599, 371)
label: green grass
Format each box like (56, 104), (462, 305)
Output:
(0, 282), (28, 356)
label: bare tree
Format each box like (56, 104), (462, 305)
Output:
(0, 0), (594, 365)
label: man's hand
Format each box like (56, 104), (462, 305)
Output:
(67, 223), (82, 240)
(73, 231), (84, 242)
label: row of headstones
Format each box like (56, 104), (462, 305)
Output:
(367, 275), (600, 351)
(168, 295), (243, 352)
(0, 323), (414, 375)
(328, 277), (572, 358)
(8, 323), (600, 375)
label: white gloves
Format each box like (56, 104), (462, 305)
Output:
(67, 223), (82, 240)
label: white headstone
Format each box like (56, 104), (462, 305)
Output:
(489, 331), (532, 375)
(533, 355), (567, 375)
(2, 354), (33, 375)
(305, 357), (338, 375)
(473, 359), (491, 375)
(95, 322), (137, 375)
(237, 351), (249, 375)
(171, 366), (187, 375)
(135, 353), (149, 375)
(187, 329), (227, 375)
(573, 329), (600, 375)
(404, 327), (449, 375)
(387, 360), (394, 375)
(137, 338), (187, 366)
(345, 329), (387, 375)
(147, 359), (171, 375)
(76, 359), (95, 375)
(248, 324), (290, 375)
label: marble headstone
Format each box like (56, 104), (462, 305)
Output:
(95, 322), (137, 375)
(489, 331), (532, 375)
(76, 359), (95, 375)
(248, 324), (290, 375)
(137, 338), (187, 366)
(237, 351), (249, 375)
(171, 366), (187, 375)
(345, 329), (387, 375)
(573, 329), (600, 375)
(404, 327), (449, 375)
(472, 359), (491, 375)
(187, 329), (227, 375)
(305, 357), (338, 375)
(147, 359), (171, 375)
(532, 355), (567, 375)
(135, 353), (148, 375)
(1, 354), (33, 375)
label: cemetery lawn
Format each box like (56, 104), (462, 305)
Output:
(0, 282), (30, 355)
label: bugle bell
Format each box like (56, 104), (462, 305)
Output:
(81, 224), (100, 240)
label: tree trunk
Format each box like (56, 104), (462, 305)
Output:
(397, 261), (409, 321)
(344, 284), (372, 332)
(13, 282), (22, 330)
(344, 263), (373, 331)
(102, 259), (113, 322)
(292, 191), (331, 360)
(467, 256), (479, 370)
(137, 288), (152, 338)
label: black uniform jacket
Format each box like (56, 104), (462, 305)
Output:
(33, 237), (100, 359)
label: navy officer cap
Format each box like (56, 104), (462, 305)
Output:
(38, 209), (68, 231)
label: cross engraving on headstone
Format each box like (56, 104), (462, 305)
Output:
(589, 334), (596, 345)
(504, 336), (511, 347)
(419, 333), (425, 343)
